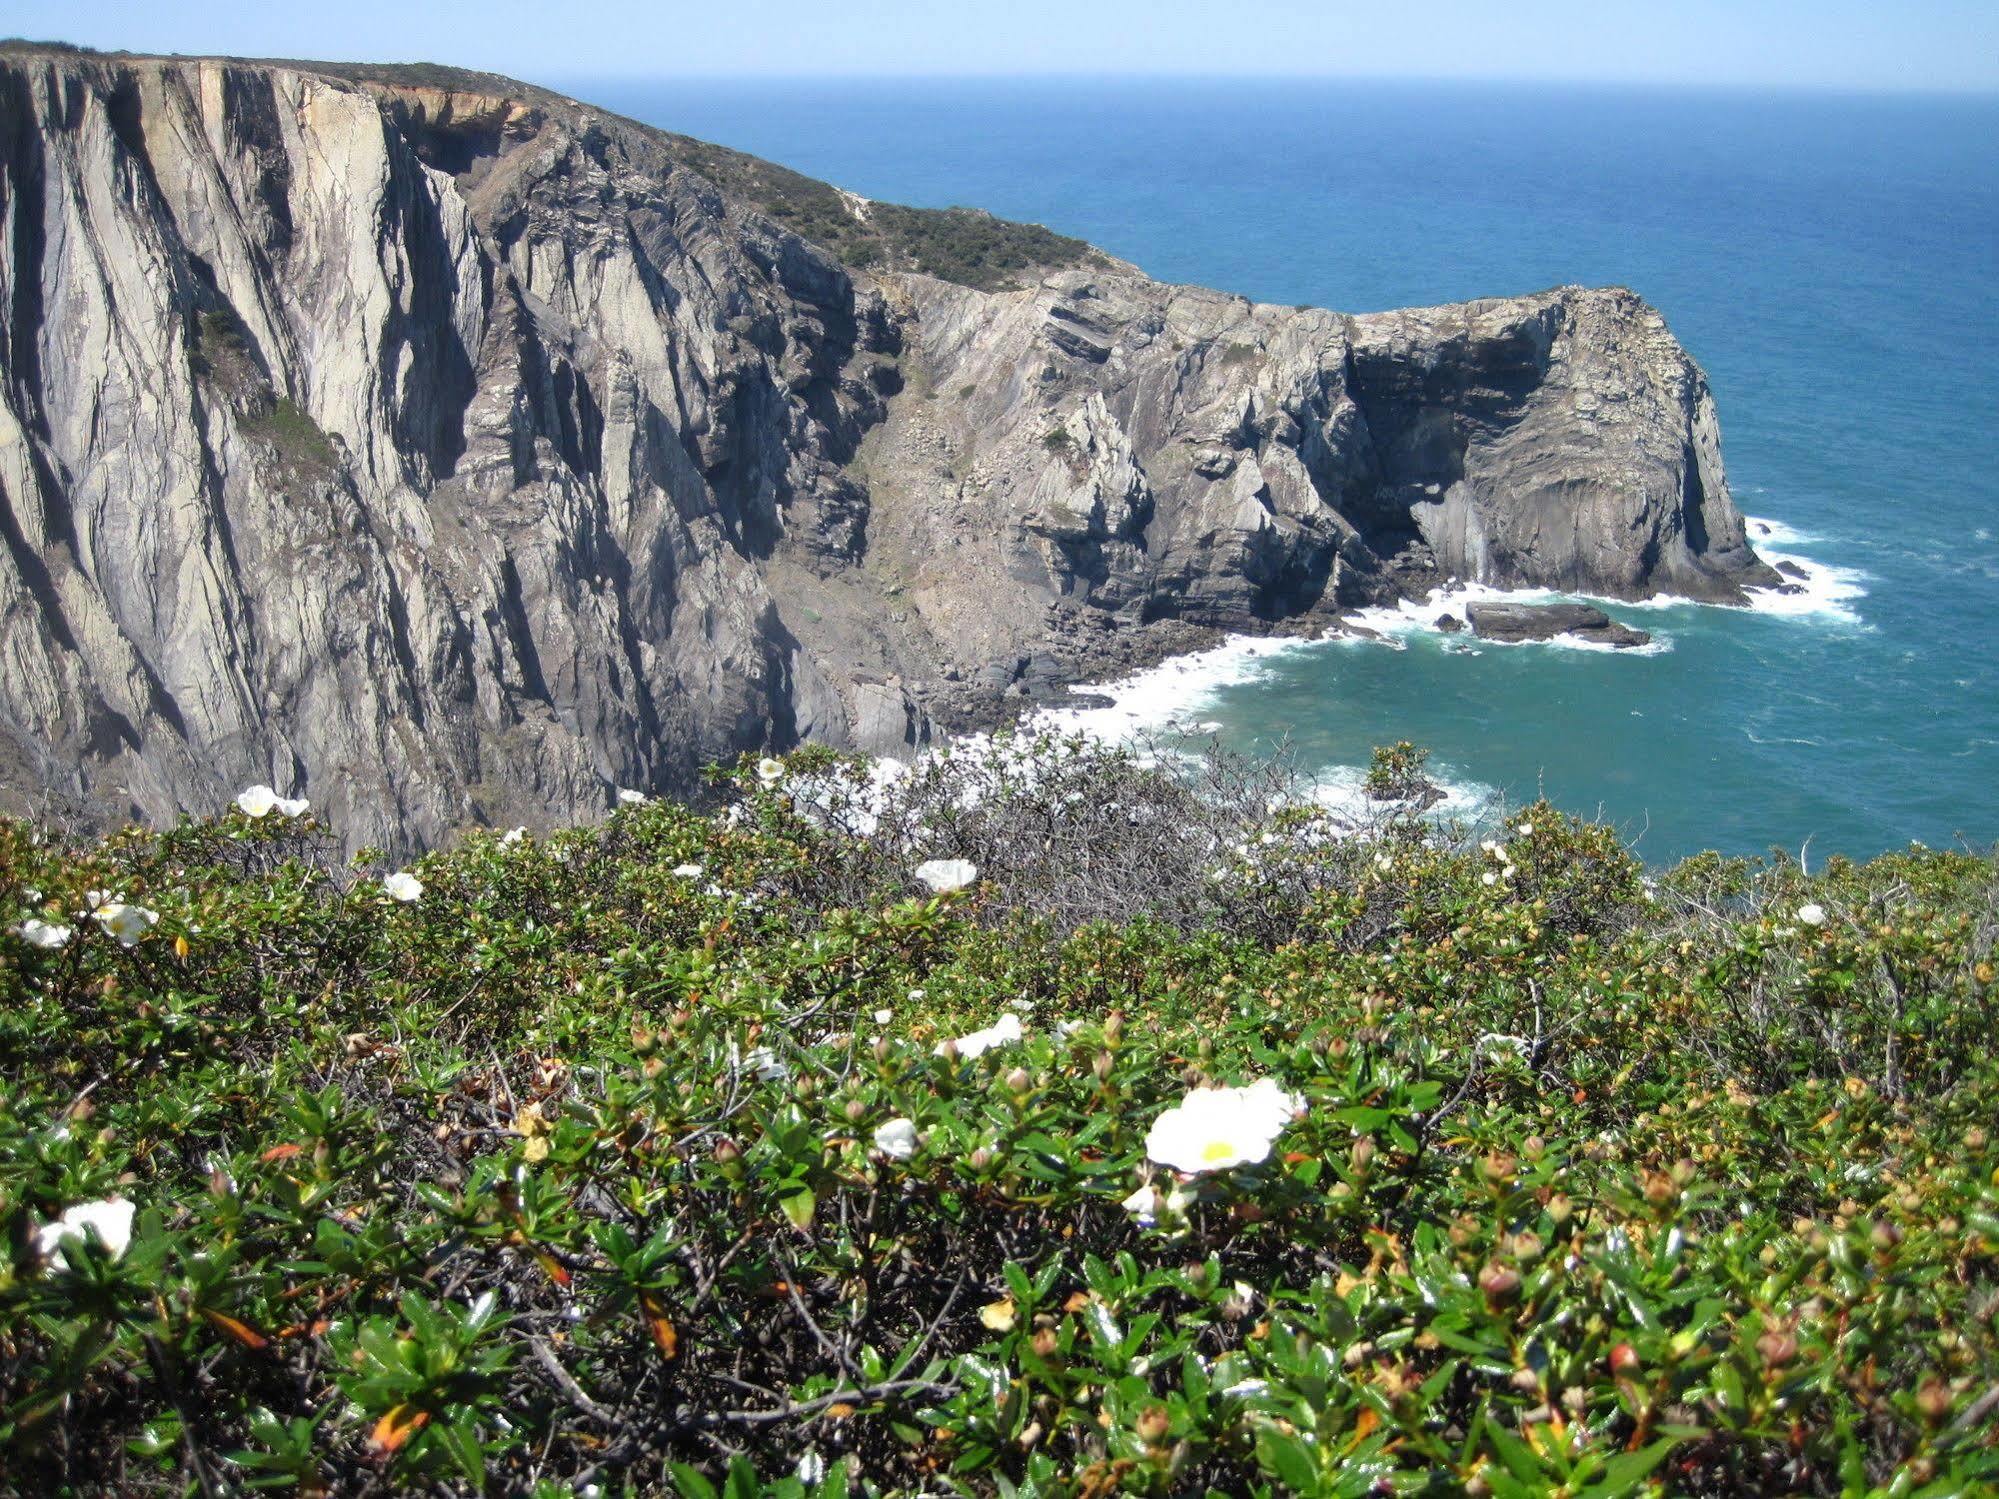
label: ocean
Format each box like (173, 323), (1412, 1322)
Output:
(569, 76), (1999, 864)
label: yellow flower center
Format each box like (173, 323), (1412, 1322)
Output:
(1202, 1139), (1238, 1163)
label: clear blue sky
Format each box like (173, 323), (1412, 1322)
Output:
(4, 0), (1995, 92)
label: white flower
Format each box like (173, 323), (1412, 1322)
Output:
(1516, 821), (1534, 836)
(1481, 871), (1498, 886)
(236, 784), (308, 818)
(937, 1011), (1024, 1060)
(796, 1451), (827, 1485)
(94, 902), (159, 946)
(914, 858), (978, 894)
(746, 1046), (789, 1082)
(1375, 854), (1392, 871)
(757, 757), (785, 785)
(236, 784), (278, 817)
(672, 863), (704, 879)
(1797, 902), (1826, 926)
(382, 871), (424, 903)
(14, 918), (71, 949)
(873, 1118), (918, 1159)
(1481, 839), (1505, 857)
(1121, 1182), (1161, 1226)
(617, 788), (648, 805)
(1145, 1078), (1301, 1174)
(35, 1197), (136, 1267)
(873, 1008), (894, 1025)
(82, 888), (117, 912)
(501, 827), (527, 846)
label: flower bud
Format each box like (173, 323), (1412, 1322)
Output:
(1135, 1406), (1172, 1444)
(713, 1136), (741, 1163)
(1350, 1135), (1378, 1173)
(937, 1038), (961, 1064)
(1481, 1152), (1516, 1184)
(1642, 1171), (1677, 1207)
(1870, 1218), (1904, 1251)
(968, 1146), (994, 1172)
(1005, 1067), (1031, 1095)
(1756, 1329), (1798, 1366)
(873, 1037), (892, 1063)
(1546, 1193), (1573, 1225)
(1093, 1050), (1115, 1081)
(1030, 1327), (1060, 1359)
(843, 1097), (867, 1124)
(1479, 1264), (1522, 1305)
(1104, 1012), (1124, 1044)
(1608, 1343), (1641, 1376)
(1916, 1380), (1952, 1423)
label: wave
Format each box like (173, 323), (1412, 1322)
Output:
(1739, 516), (1868, 623)
(1339, 582), (1674, 655)
(1026, 635), (1315, 741)
(1744, 514), (1815, 547)
(1023, 635), (1499, 825)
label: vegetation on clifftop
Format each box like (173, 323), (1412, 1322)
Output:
(1, 739), (1995, 1496)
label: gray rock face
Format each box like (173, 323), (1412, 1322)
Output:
(0, 46), (1774, 850)
(1466, 602), (1652, 649)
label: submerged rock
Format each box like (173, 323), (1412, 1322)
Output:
(1466, 603), (1652, 649)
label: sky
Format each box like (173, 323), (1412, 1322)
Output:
(3, 0), (1996, 93)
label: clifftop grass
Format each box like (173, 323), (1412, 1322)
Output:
(1, 739), (1995, 1496)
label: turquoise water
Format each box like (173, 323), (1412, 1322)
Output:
(570, 77), (1999, 863)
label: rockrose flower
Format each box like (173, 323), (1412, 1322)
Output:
(873, 1118), (918, 1159)
(757, 757), (785, 786)
(1797, 903), (1826, 926)
(501, 827), (527, 846)
(1145, 1078), (1302, 1174)
(672, 863), (704, 878)
(14, 917), (71, 949)
(914, 858), (978, 894)
(382, 871), (424, 903)
(1121, 1179), (1194, 1227)
(617, 788), (648, 805)
(94, 902), (159, 946)
(36, 1196), (136, 1267)
(236, 784), (308, 818)
(937, 1012), (1023, 1059)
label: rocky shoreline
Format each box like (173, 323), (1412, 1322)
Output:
(0, 43), (1776, 851)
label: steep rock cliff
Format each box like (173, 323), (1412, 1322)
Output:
(0, 45), (1776, 849)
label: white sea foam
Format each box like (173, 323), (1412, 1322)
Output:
(1340, 582), (1674, 655)
(1744, 514), (1815, 547)
(1023, 634), (1498, 823)
(1027, 635), (1315, 741)
(1739, 517), (1868, 623)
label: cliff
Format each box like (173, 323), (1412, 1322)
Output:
(0, 43), (1777, 850)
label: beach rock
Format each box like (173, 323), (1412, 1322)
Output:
(1436, 614), (1464, 633)
(1777, 560), (1810, 580)
(1466, 603), (1651, 648)
(0, 43), (1768, 850)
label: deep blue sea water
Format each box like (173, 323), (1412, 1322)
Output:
(568, 77), (1999, 863)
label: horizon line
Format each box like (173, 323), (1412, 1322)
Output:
(5, 42), (1994, 100)
(549, 70), (1999, 101)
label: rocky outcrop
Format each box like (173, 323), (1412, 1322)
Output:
(0, 44), (1776, 851)
(1466, 602), (1652, 649)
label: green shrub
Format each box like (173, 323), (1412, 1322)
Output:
(1, 742), (1994, 1494)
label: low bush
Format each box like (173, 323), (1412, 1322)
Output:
(1, 739), (1994, 1495)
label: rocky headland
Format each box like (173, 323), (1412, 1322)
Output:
(0, 43), (1777, 850)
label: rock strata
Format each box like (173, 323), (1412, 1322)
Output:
(0, 44), (1772, 850)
